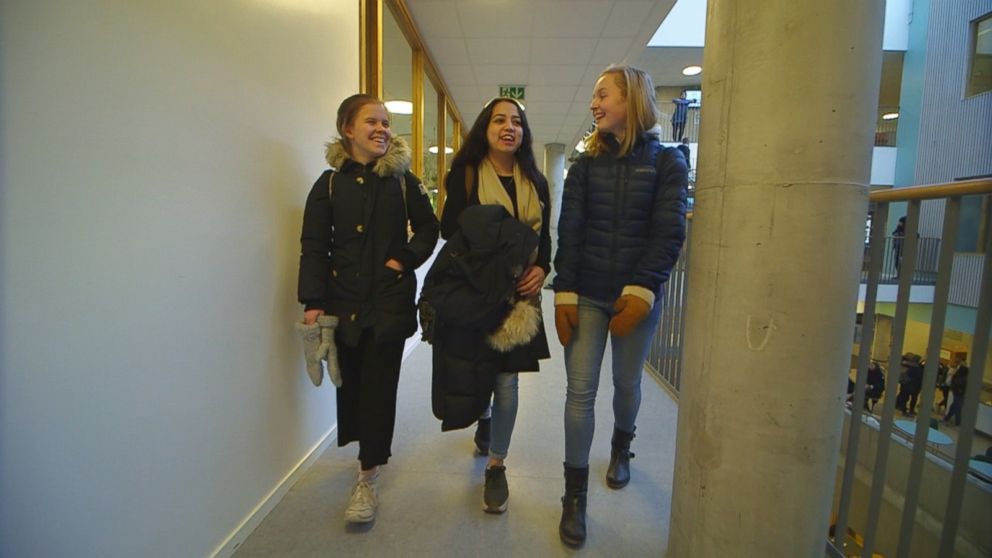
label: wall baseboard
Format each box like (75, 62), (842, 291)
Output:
(208, 425), (338, 558)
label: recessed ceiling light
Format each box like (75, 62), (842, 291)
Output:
(384, 100), (413, 115)
(682, 65), (702, 76)
(428, 145), (454, 154)
(575, 139), (586, 153)
(881, 112), (899, 120)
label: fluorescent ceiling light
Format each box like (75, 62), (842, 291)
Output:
(385, 100), (413, 115)
(881, 112), (899, 120)
(428, 145), (454, 154)
(682, 65), (702, 76)
(575, 140), (586, 153)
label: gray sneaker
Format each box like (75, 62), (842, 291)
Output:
(483, 465), (508, 513)
(344, 480), (378, 523)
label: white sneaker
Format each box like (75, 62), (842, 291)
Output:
(344, 480), (378, 523)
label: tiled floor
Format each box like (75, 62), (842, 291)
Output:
(233, 295), (679, 557)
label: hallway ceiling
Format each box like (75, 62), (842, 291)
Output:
(405, 0), (679, 149)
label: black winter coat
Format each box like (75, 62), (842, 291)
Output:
(422, 205), (546, 431)
(553, 129), (688, 304)
(298, 136), (439, 346)
(441, 164), (552, 275)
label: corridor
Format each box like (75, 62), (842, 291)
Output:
(233, 298), (680, 557)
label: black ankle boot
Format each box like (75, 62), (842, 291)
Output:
(559, 463), (588, 547)
(474, 417), (491, 455)
(606, 426), (635, 489)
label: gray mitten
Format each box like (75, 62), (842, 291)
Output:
(317, 315), (342, 387)
(296, 321), (324, 386)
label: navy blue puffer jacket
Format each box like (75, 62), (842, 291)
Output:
(552, 131), (687, 305)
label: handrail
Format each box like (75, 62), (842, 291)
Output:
(685, 179), (990, 219)
(869, 178), (992, 202)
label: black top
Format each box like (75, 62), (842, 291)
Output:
(441, 165), (552, 275)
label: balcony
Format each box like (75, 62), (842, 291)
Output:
(649, 178), (992, 557)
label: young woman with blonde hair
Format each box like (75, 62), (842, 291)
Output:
(297, 94), (439, 524)
(552, 65), (688, 546)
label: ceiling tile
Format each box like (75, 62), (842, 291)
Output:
(601, 1), (654, 37)
(531, 2), (611, 37)
(457, 3), (535, 38)
(570, 99), (592, 114)
(440, 65), (478, 86)
(520, 85), (576, 102)
(530, 38), (598, 65)
(519, 100), (570, 115)
(447, 84), (481, 101)
(407, 1), (463, 38)
(528, 65), (588, 86)
(428, 38), (471, 65)
(582, 65), (607, 86)
(474, 65), (530, 88)
(465, 38), (532, 65)
(590, 38), (632, 66)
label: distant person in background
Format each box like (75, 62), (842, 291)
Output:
(895, 353), (923, 417)
(892, 216), (906, 276)
(943, 358), (969, 426)
(845, 361), (885, 412)
(671, 91), (693, 142)
(677, 137), (691, 171)
(935, 360), (950, 412)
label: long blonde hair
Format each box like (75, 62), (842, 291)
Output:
(583, 65), (659, 157)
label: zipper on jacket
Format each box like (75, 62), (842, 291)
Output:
(609, 158), (622, 290)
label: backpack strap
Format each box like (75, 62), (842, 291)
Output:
(465, 165), (475, 200)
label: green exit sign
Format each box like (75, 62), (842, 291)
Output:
(499, 85), (525, 100)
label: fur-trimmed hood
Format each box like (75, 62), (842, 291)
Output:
(324, 135), (412, 178)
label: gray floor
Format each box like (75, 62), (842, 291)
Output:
(233, 295), (679, 557)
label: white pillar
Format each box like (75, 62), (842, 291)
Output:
(668, 1), (885, 556)
(543, 143), (566, 230)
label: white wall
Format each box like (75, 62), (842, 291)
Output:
(870, 146), (898, 185)
(0, 1), (357, 556)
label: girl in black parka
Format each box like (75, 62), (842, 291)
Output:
(297, 94), (439, 524)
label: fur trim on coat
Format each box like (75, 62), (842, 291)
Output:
(486, 299), (541, 353)
(324, 135), (412, 179)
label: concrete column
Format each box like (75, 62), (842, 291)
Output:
(668, 2), (885, 557)
(543, 143), (566, 230)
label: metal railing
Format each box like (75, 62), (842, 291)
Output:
(862, 236), (942, 285)
(644, 178), (992, 557)
(647, 217), (691, 395)
(833, 179), (992, 558)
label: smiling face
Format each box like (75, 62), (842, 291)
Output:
(343, 103), (391, 164)
(590, 74), (627, 138)
(485, 101), (523, 159)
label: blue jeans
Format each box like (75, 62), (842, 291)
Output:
(489, 372), (519, 460)
(563, 296), (662, 468)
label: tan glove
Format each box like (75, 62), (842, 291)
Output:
(555, 304), (579, 347)
(608, 295), (651, 337)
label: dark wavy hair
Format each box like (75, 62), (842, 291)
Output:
(449, 97), (543, 187)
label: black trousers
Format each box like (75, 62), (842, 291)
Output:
(335, 328), (405, 470)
